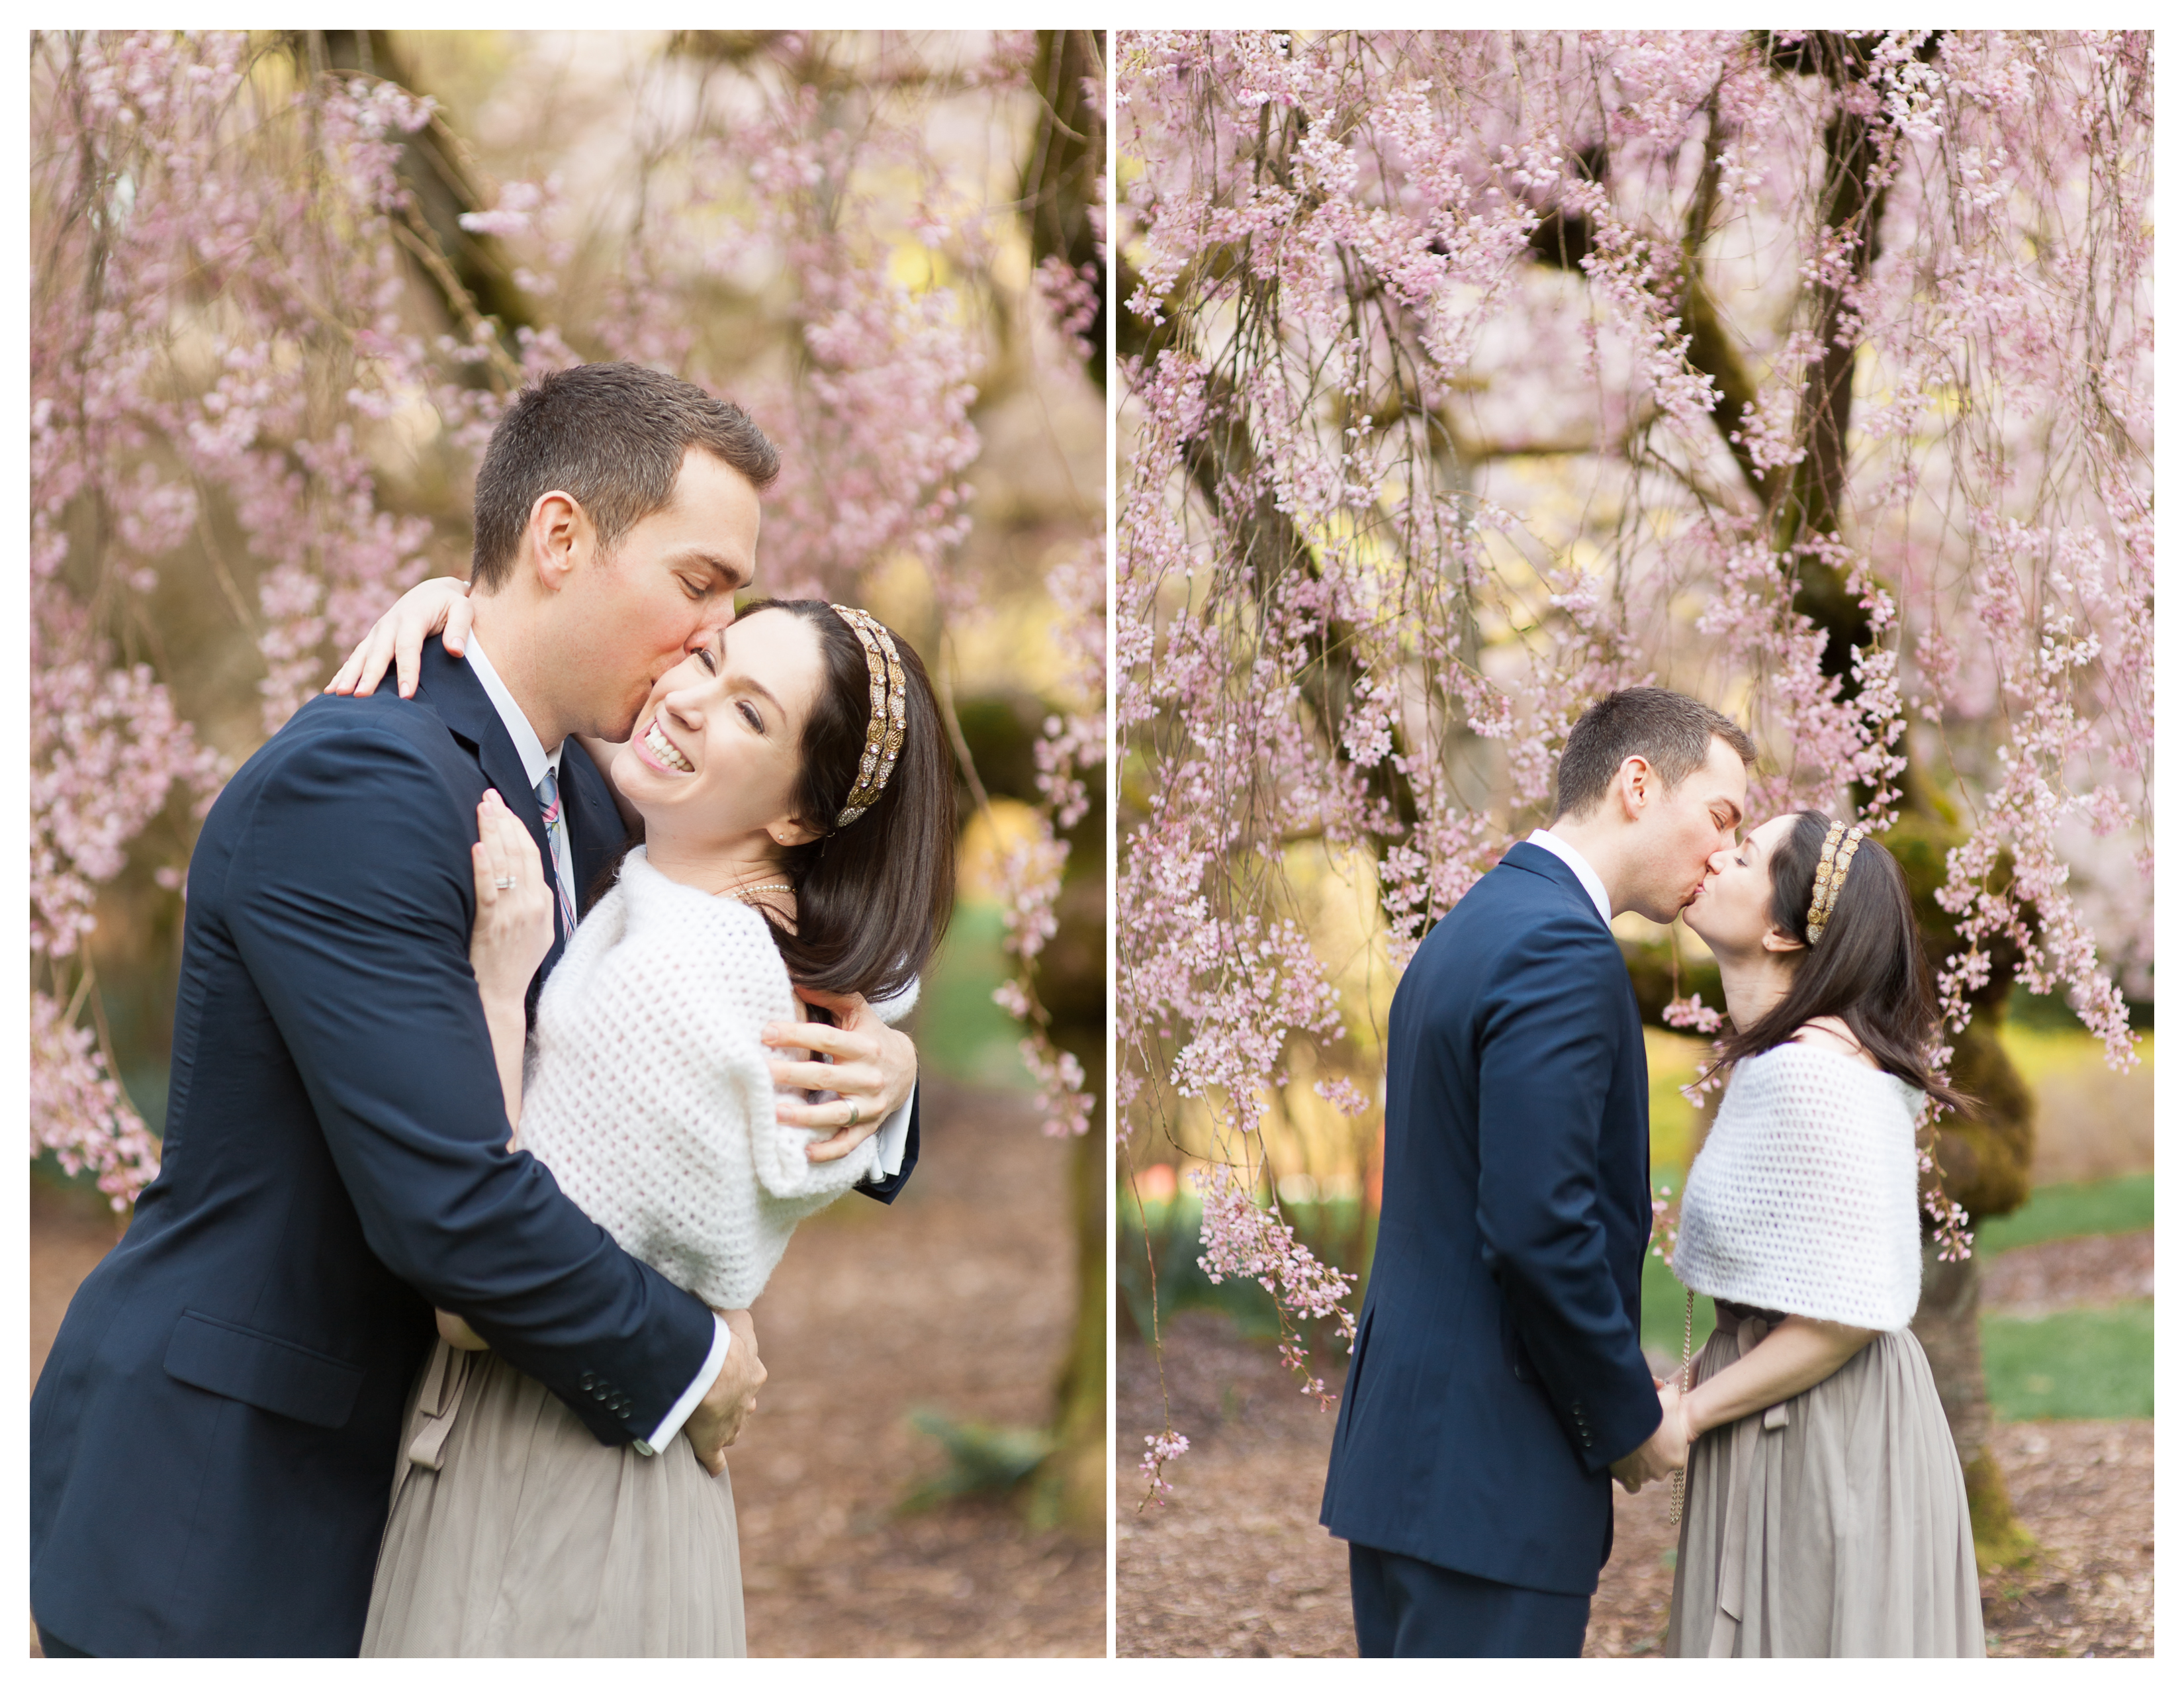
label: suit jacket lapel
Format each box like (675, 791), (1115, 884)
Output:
(410, 642), (569, 986)
(1498, 840), (1607, 929)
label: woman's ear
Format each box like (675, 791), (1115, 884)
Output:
(1761, 925), (1807, 955)
(772, 816), (825, 850)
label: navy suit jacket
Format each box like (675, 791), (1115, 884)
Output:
(29, 644), (916, 1656)
(1320, 842), (1661, 1597)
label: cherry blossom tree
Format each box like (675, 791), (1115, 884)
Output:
(30, 26), (1105, 1517)
(1116, 29), (2150, 1551)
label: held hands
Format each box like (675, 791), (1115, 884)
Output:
(1608, 1381), (1693, 1495)
(763, 986), (917, 1162)
(684, 1309), (764, 1476)
(324, 575), (474, 700)
(434, 1307), (490, 1352)
(469, 792), (555, 1006)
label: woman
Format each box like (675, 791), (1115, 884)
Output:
(345, 592), (954, 1656)
(1662, 810), (1984, 1657)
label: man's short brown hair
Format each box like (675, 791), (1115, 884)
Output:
(469, 363), (780, 591)
(1551, 687), (1757, 820)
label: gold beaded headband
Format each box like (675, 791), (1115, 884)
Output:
(1805, 821), (1866, 946)
(829, 604), (907, 829)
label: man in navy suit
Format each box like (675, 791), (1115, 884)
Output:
(1321, 688), (1755, 1656)
(30, 364), (921, 1656)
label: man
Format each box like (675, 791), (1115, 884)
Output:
(1320, 687), (1754, 1656)
(30, 363), (919, 1656)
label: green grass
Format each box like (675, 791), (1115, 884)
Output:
(1982, 1303), (2154, 1420)
(1978, 1173), (2154, 1253)
(1642, 1245), (1715, 1366)
(913, 898), (1033, 1090)
(1643, 1029), (1712, 1170)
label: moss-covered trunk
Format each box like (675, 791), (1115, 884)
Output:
(1665, 32), (2042, 1565)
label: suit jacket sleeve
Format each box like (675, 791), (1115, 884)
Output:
(855, 1092), (919, 1203)
(1473, 912), (1662, 1472)
(224, 720), (717, 1446)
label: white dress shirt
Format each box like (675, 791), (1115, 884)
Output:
(461, 635), (911, 1454)
(1524, 829), (1613, 928)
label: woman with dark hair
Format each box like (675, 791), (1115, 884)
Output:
(1660, 810), (1983, 1656)
(338, 591), (953, 1655)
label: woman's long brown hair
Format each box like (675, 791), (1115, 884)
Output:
(740, 600), (955, 1003)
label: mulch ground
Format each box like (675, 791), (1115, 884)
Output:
(30, 1079), (1102, 1658)
(1982, 1229), (2153, 1313)
(1118, 1258), (2153, 1658)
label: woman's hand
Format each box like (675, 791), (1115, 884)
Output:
(324, 575), (475, 700)
(435, 1307), (490, 1352)
(1676, 1315), (1878, 1442)
(469, 791), (555, 1009)
(1657, 1377), (1694, 1449)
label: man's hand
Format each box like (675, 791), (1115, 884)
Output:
(1608, 1388), (1689, 1495)
(683, 1309), (764, 1476)
(763, 986), (917, 1162)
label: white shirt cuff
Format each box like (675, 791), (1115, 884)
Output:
(629, 1311), (731, 1456)
(868, 1082), (913, 1182)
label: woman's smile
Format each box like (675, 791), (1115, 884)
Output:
(637, 715), (696, 775)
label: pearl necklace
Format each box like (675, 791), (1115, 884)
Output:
(720, 881), (794, 906)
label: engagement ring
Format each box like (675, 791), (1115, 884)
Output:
(494, 876), (514, 889)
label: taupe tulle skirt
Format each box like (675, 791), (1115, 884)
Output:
(361, 1341), (746, 1657)
(1666, 1304), (1984, 1658)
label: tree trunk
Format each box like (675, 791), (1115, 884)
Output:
(952, 692), (1106, 1534)
(1022, 30), (1107, 395)
(307, 32), (535, 373)
(1027, 857), (1111, 1534)
(1028, 1105), (1109, 1531)
(1674, 34), (2041, 1564)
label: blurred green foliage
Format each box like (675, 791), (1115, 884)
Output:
(911, 900), (1033, 1091)
(901, 1409), (1053, 1511)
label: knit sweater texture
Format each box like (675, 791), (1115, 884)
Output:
(514, 847), (914, 1310)
(1672, 1043), (1925, 1331)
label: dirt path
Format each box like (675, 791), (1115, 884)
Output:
(30, 1080), (1102, 1658)
(1117, 1301), (2151, 1658)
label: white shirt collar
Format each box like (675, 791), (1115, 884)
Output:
(462, 632), (561, 786)
(1525, 829), (1613, 928)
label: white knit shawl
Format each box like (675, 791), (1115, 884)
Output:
(514, 847), (916, 1311)
(1672, 1043), (1925, 1331)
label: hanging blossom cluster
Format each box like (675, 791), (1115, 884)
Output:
(1117, 30), (2150, 1457)
(30, 30), (1101, 1187)
(565, 36), (1101, 1142)
(32, 33), (457, 1203)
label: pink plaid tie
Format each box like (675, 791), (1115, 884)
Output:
(534, 769), (577, 941)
